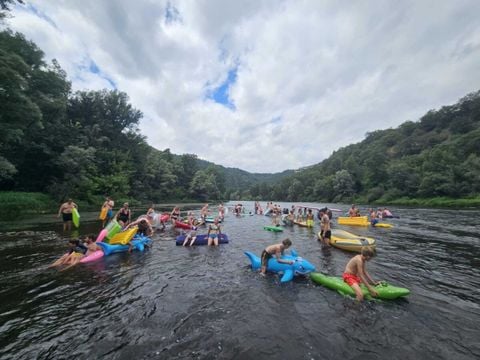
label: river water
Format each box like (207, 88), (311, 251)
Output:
(0, 202), (479, 360)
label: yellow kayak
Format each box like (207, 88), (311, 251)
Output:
(109, 227), (138, 245)
(321, 229), (376, 252)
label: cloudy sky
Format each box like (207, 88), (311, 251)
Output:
(6, 0), (480, 173)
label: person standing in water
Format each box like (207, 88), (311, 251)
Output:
(207, 217), (222, 246)
(319, 209), (331, 246)
(57, 198), (77, 231)
(101, 196), (115, 228)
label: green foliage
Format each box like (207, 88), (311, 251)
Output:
(0, 191), (56, 217)
(2, 28), (480, 208)
(246, 90), (480, 206)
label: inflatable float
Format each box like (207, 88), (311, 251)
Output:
(109, 227), (138, 245)
(264, 225), (283, 232)
(372, 222), (393, 228)
(175, 234), (229, 246)
(105, 220), (122, 240)
(323, 230), (376, 252)
(293, 220), (312, 228)
(310, 272), (410, 300)
(95, 229), (108, 243)
(338, 216), (393, 228)
(245, 249), (316, 282)
(338, 216), (369, 226)
(72, 208), (80, 228)
(174, 220), (197, 230)
(205, 217), (222, 223)
(96, 234), (151, 256)
(99, 207), (107, 220)
(79, 250), (104, 264)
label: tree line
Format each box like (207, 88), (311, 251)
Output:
(0, 29), (241, 203)
(241, 91), (480, 204)
(2, 22), (479, 207)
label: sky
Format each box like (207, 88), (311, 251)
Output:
(6, 0), (480, 173)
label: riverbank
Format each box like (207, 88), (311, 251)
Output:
(371, 196), (480, 208)
(0, 191), (206, 220)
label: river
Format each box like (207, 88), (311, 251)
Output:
(0, 202), (479, 359)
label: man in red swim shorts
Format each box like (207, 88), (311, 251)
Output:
(343, 248), (380, 301)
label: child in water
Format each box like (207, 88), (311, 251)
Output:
(260, 238), (294, 276)
(343, 248), (379, 301)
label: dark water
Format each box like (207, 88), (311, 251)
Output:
(0, 202), (479, 360)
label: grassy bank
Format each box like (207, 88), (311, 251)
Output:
(0, 192), (57, 218)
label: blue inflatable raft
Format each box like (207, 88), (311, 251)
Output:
(175, 234), (229, 246)
(97, 234), (152, 256)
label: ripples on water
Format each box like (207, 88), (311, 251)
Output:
(0, 202), (479, 359)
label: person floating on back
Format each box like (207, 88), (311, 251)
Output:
(343, 248), (379, 301)
(260, 238), (294, 276)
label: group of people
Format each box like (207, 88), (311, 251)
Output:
(261, 238), (378, 301)
(348, 204), (395, 225)
(49, 234), (100, 270)
(56, 199), (381, 300)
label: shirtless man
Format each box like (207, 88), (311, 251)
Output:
(369, 208), (379, 226)
(57, 198), (77, 231)
(260, 238), (294, 276)
(218, 203), (225, 220)
(348, 204), (356, 217)
(200, 203), (209, 222)
(343, 248), (379, 301)
(319, 210), (331, 246)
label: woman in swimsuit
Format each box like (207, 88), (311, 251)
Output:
(116, 202), (131, 227)
(170, 206), (181, 224)
(207, 217), (222, 246)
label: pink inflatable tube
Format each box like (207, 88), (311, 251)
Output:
(79, 250), (104, 264)
(95, 228), (108, 242)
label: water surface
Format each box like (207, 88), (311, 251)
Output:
(0, 202), (479, 359)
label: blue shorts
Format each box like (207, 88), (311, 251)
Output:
(209, 234), (217, 239)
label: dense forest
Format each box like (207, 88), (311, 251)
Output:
(1, 6), (480, 209)
(241, 91), (480, 205)
(0, 27), (291, 205)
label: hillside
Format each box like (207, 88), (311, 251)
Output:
(244, 91), (480, 204)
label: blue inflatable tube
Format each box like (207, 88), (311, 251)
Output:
(176, 234), (229, 246)
(97, 235), (152, 256)
(244, 249), (316, 282)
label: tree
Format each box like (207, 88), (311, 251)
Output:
(333, 170), (354, 200)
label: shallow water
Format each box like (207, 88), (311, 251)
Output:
(0, 202), (479, 359)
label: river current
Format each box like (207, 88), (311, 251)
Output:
(0, 201), (479, 359)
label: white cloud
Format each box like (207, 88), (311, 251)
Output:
(6, 0), (480, 172)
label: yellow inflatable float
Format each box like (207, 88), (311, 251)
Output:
(337, 216), (393, 228)
(320, 229), (376, 252)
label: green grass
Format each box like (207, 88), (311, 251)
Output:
(0, 192), (57, 218)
